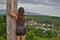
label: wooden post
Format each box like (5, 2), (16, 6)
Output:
(6, 0), (17, 40)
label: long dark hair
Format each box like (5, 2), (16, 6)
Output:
(17, 7), (25, 22)
(18, 7), (24, 16)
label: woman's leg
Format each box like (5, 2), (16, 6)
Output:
(21, 35), (26, 40)
(16, 35), (21, 40)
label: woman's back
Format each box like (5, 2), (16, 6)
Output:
(16, 16), (25, 29)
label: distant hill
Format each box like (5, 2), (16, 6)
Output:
(25, 11), (42, 15)
(0, 9), (43, 15)
(0, 9), (60, 18)
(0, 9), (6, 14)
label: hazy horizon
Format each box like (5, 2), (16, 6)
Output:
(0, 0), (60, 17)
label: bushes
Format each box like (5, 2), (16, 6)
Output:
(26, 25), (58, 40)
(34, 28), (58, 38)
(26, 31), (37, 40)
(34, 28), (44, 37)
(0, 14), (59, 40)
(0, 14), (6, 40)
(26, 25), (58, 38)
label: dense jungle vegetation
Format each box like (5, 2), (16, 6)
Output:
(0, 14), (60, 40)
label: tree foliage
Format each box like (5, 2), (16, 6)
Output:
(0, 14), (60, 40)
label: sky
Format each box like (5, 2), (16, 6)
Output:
(0, 0), (60, 17)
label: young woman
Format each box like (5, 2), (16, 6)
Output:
(7, 3), (26, 40)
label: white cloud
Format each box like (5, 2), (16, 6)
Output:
(18, 0), (60, 5)
(0, 0), (6, 4)
(0, 0), (6, 10)
(18, 3), (60, 17)
(0, 0), (60, 17)
(0, 4), (6, 10)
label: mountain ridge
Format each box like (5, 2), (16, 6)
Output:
(0, 9), (43, 15)
(0, 9), (6, 14)
(0, 9), (60, 18)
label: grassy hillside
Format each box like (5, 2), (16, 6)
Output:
(0, 14), (60, 40)
(26, 15), (60, 40)
(0, 14), (6, 40)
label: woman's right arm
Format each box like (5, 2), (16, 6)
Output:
(7, 2), (17, 20)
